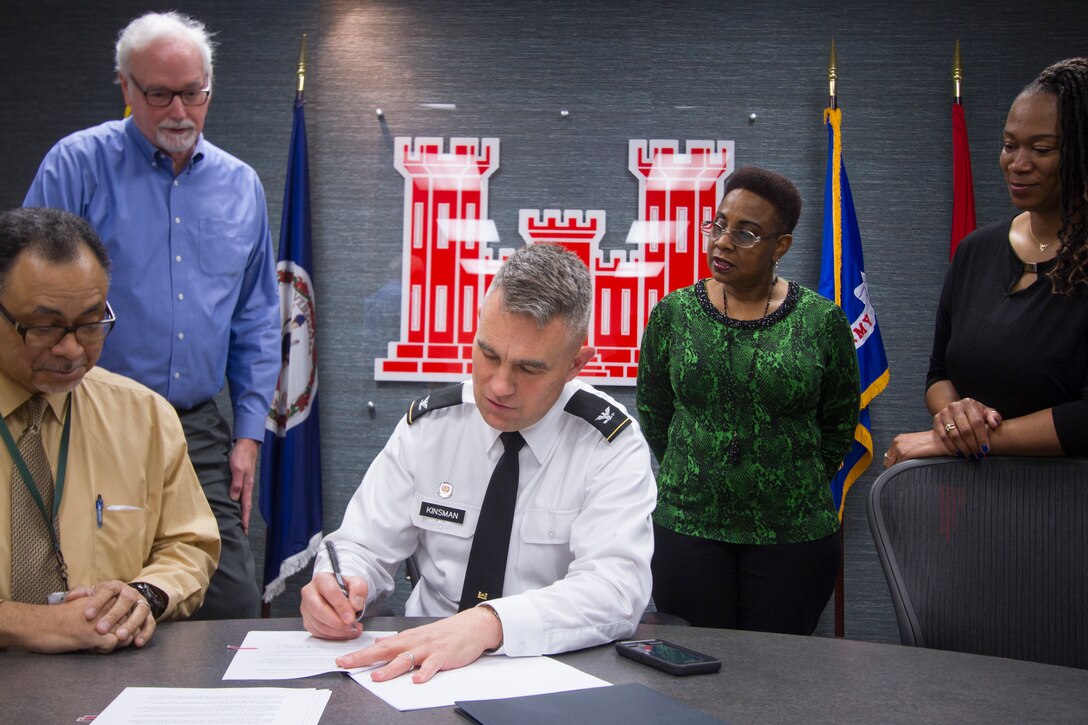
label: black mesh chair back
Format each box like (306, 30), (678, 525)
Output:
(868, 456), (1088, 669)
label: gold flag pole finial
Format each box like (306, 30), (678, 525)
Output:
(952, 39), (963, 103)
(828, 40), (838, 110)
(296, 33), (308, 96)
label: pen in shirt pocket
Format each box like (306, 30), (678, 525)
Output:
(95, 495), (143, 528)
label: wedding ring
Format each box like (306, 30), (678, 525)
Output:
(399, 651), (416, 670)
(883, 452), (889, 459)
(944, 423), (957, 432)
(133, 599), (151, 613)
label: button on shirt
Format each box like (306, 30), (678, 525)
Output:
(317, 380), (657, 657)
(24, 118), (279, 440)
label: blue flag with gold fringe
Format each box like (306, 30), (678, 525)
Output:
(259, 92), (323, 602)
(818, 107), (890, 518)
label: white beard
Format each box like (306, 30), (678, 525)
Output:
(156, 123), (198, 154)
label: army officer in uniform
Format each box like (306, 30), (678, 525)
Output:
(300, 243), (656, 682)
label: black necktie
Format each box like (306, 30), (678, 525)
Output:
(458, 431), (526, 611)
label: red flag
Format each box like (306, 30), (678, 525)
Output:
(950, 103), (976, 260)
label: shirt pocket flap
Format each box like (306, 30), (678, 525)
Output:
(519, 508), (577, 545)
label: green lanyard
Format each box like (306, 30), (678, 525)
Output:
(0, 393), (73, 574)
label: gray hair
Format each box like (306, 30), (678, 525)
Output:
(115, 11), (216, 85)
(489, 243), (592, 340)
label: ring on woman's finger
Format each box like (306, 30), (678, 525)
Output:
(398, 651), (416, 670)
(944, 423), (958, 432)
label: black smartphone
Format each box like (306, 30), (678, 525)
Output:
(615, 638), (722, 676)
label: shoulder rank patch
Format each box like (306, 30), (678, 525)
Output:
(407, 383), (465, 425)
(563, 389), (633, 442)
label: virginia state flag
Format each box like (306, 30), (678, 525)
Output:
(259, 92), (323, 602)
(819, 107), (890, 518)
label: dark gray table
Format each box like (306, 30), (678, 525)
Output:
(2, 617), (1086, 724)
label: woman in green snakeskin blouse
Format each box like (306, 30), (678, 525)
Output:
(636, 166), (859, 634)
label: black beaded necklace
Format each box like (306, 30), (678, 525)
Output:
(723, 275), (776, 321)
(721, 276), (777, 464)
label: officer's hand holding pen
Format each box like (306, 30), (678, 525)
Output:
(325, 540), (365, 622)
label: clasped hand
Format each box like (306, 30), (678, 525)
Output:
(885, 397), (1002, 467)
(10, 580), (156, 653)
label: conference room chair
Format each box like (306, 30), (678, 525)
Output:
(867, 456), (1087, 669)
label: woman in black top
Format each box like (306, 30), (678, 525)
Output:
(886, 58), (1088, 466)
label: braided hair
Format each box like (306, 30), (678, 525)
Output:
(1022, 58), (1088, 296)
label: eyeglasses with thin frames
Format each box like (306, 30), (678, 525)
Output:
(701, 220), (783, 249)
(128, 75), (211, 107)
(0, 301), (116, 349)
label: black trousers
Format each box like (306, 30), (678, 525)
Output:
(178, 400), (261, 620)
(651, 524), (841, 634)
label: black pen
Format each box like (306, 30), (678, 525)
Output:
(324, 540), (363, 621)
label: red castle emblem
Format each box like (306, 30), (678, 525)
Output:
(375, 137), (734, 385)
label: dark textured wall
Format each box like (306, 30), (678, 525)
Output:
(3, 0), (1085, 636)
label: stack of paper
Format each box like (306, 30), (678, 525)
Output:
(93, 687), (331, 725)
(222, 630), (395, 679)
(220, 629), (616, 713)
(355, 653), (610, 711)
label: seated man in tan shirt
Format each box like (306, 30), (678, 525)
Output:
(0, 207), (220, 653)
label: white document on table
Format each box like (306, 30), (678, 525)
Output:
(222, 630), (397, 679)
(353, 654), (611, 711)
(92, 687), (331, 725)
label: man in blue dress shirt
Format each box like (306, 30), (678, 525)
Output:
(24, 11), (280, 619)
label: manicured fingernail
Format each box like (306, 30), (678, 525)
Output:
(981, 444), (990, 454)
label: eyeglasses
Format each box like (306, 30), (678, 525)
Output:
(129, 75), (211, 107)
(701, 220), (782, 249)
(0, 301), (116, 349)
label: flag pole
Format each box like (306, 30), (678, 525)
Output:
(296, 33), (308, 98)
(828, 39), (846, 638)
(828, 40), (838, 111)
(952, 39), (963, 104)
(950, 40), (976, 259)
